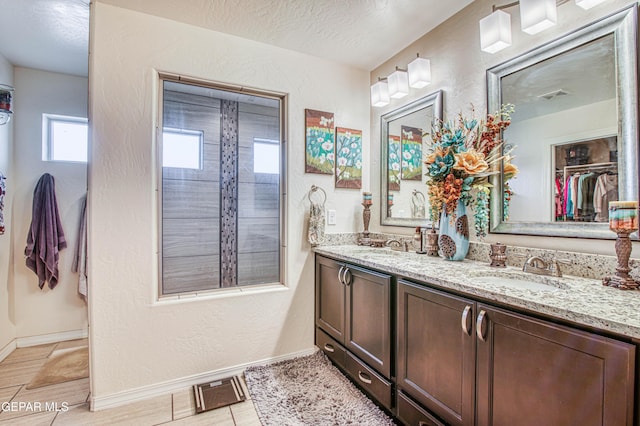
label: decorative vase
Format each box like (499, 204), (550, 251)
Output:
(438, 200), (470, 261)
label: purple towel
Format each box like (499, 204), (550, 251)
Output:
(25, 173), (67, 289)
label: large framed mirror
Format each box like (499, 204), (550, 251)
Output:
(380, 90), (443, 227)
(487, 5), (638, 239)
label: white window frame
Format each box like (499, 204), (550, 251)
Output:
(253, 137), (280, 174)
(162, 127), (204, 170)
(156, 73), (287, 302)
(42, 113), (89, 163)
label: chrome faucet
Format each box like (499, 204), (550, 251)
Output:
(386, 239), (410, 252)
(523, 256), (571, 277)
(523, 256), (550, 275)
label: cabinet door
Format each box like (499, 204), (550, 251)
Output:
(345, 265), (392, 378)
(475, 304), (635, 426)
(315, 256), (345, 343)
(397, 280), (476, 426)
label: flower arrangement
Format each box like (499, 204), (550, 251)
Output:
(424, 104), (518, 238)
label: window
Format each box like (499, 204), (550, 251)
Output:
(159, 77), (284, 297)
(253, 138), (280, 174)
(43, 114), (88, 162)
(162, 128), (203, 169)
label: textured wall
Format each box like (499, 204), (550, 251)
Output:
(88, 3), (369, 400)
(12, 67), (88, 338)
(371, 0), (638, 255)
(0, 53), (14, 354)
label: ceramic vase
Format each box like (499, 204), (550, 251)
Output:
(438, 200), (470, 261)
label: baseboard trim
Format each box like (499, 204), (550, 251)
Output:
(16, 329), (88, 348)
(0, 339), (17, 363)
(90, 347), (317, 411)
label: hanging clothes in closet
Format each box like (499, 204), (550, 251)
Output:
(554, 174), (563, 220)
(559, 165), (618, 222)
(25, 173), (67, 289)
(594, 173), (618, 222)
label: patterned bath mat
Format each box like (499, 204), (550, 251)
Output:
(245, 351), (395, 425)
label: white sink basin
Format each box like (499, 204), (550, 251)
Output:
(469, 270), (569, 291)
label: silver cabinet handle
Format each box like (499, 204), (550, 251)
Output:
(358, 371), (372, 384)
(476, 310), (487, 342)
(461, 305), (472, 335)
(338, 266), (345, 285)
(343, 268), (352, 286)
(323, 343), (335, 353)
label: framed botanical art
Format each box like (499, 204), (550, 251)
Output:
(335, 127), (362, 189)
(305, 109), (335, 174)
(401, 125), (422, 180)
(388, 135), (401, 191)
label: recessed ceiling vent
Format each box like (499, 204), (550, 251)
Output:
(538, 89), (570, 100)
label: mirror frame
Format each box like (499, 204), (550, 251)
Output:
(380, 90), (443, 227)
(487, 5), (638, 239)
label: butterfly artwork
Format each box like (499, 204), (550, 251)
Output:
(305, 109), (335, 175)
(335, 127), (362, 189)
(401, 125), (423, 181)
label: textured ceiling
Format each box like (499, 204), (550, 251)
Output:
(0, 0), (90, 77)
(98, 0), (473, 70)
(0, 0), (473, 77)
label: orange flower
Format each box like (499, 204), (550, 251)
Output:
(453, 149), (488, 175)
(503, 159), (519, 180)
(425, 146), (447, 165)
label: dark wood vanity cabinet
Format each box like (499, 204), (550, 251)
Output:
(397, 280), (476, 426)
(397, 279), (636, 426)
(315, 255), (393, 406)
(475, 304), (635, 426)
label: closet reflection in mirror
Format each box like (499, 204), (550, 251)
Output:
(380, 90), (442, 227)
(488, 5), (638, 239)
(553, 137), (617, 223)
(502, 34), (617, 224)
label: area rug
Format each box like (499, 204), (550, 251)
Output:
(245, 351), (395, 426)
(26, 346), (89, 389)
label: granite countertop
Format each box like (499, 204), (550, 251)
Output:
(314, 245), (640, 340)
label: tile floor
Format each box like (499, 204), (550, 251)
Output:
(0, 340), (262, 425)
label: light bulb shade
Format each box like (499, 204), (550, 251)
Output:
(479, 10), (512, 54)
(408, 57), (431, 88)
(520, 0), (557, 35)
(575, 0), (606, 9)
(387, 69), (409, 99)
(371, 80), (390, 107)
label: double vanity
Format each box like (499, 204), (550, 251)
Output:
(323, 5), (640, 425)
(314, 245), (639, 425)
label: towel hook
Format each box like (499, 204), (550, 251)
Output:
(308, 185), (327, 207)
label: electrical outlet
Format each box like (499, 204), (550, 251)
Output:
(327, 209), (337, 225)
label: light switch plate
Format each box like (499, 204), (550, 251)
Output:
(327, 209), (336, 225)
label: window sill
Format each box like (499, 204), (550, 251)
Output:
(155, 283), (287, 306)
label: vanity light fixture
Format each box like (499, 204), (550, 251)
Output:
(387, 67), (409, 99)
(480, 0), (590, 54)
(0, 85), (14, 125)
(408, 54), (432, 88)
(480, 10), (512, 53)
(520, 0), (557, 34)
(371, 77), (390, 107)
(575, 0), (607, 10)
(371, 55), (432, 107)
